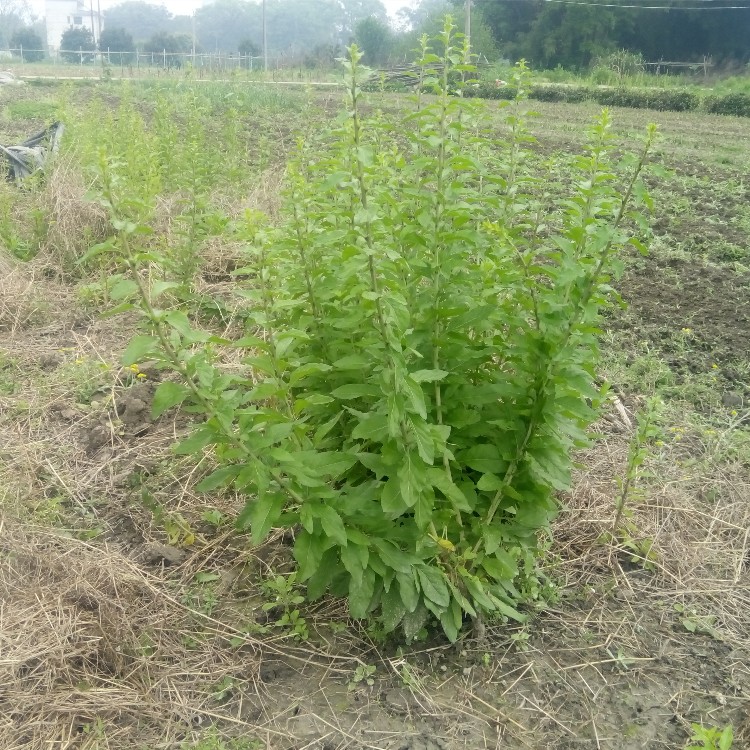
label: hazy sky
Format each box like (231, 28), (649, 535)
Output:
(31, 1), (415, 21)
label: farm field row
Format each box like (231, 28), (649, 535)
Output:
(1, 74), (748, 750)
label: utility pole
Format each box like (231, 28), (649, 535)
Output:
(192, 10), (196, 61)
(262, 0), (268, 72)
(89, 0), (96, 45)
(465, 0), (472, 60)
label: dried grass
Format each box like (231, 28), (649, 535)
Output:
(0, 517), (268, 750)
(40, 155), (110, 272)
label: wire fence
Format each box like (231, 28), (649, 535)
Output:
(4, 48), (292, 73)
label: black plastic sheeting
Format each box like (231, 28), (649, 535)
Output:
(0, 122), (65, 182)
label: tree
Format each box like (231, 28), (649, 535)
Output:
(244, 39), (263, 68)
(99, 27), (135, 64)
(195, 0), (257, 53)
(0, 0), (32, 48)
(143, 32), (193, 66)
(340, 0), (388, 37)
(60, 27), (96, 63)
(103, 2), (173, 43)
(354, 16), (392, 66)
(9, 27), (44, 61)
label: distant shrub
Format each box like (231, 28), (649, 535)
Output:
(704, 93), (750, 118)
(470, 82), (710, 116)
(10, 28), (45, 62)
(533, 85), (593, 103)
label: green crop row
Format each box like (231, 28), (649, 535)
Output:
(469, 83), (750, 118)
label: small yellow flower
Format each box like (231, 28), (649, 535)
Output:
(129, 364), (140, 373)
(655, 440), (664, 447)
(712, 363), (718, 370)
(137, 373), (147, 379)
(731, 410), (738, 416)
(681, 327), (692, 334)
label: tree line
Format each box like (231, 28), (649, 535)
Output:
(2, 0), (749, 70)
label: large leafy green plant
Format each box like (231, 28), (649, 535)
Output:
(101, 18), (656, 641)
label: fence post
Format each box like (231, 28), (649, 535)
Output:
(163, 48), (166, 68)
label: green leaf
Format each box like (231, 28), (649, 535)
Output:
(476, 473), (504, 492)
(461, 572), (496, 612)
(398, 453), (424, 509)
(122, 335), (159, 366)
(109, 278), (138, 301)
(381, 584), (407, 633)
(427, 469), (473, 513)
(373, 539), (416, 575)
(381, 476), (409, 516)
(341, 542), (368, 586)
(306, 548), (340, 601)
(332, 354), (370, 370)
(396, 572), (419, 613)
(446, 580), (477, 617)
(403, 378), (427, 419)
(357, 452), (390, 479)
(300, 451), (357, 478)
(352, 413), (389, 441)
(401, 602), (430, 642)
(463, 444), (507, 474)
(237, 491), (286, 545)
(311, 504), (348, 546)
(492, 597), (527, 623)
(348, 567), (376, 618)
(416, 566), (450, 608)
(409, 415), (435, 465)
(331, 384), (381, 400)
(151, 381), (190, 418)
(294, 530), (326, 581)
(313, 411), (343, 446)
(150, 280), (180, 299)
(482, 551), (517, 582)
(439, 598), (462, 643)
(174, 427), (215, 455)
(289, 362), (333, 385)
(410, 369), (448, 383)
(196, 466), (240, 492)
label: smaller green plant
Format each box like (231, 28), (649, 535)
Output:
(81, 717), (107, 747)
(348, 663), (376, 690)
(684, 723), (733, 750)
(140, 488), (197, 547)
(181, 727), (264, 750)
(510, 627), (531, 652)
(674, 604), (722, 640)
(210, 675), (237, 703)
(182, 572), (221, 616)
(612, 396), (661, 534)
(261, 573), (309, 641)
(201, 508), (227, 527)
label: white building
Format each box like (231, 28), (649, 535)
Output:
(45, 0), (102, 51)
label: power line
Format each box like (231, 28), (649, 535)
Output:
(502, 0), (750, 8)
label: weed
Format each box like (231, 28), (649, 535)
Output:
(182, 573), (220, 616)
(97, 24), (656, 641)
(261, 573), (309, 640)
(612, 396), (661, 534)
(674, 604), (722, 640)
(348, 663), (376, 690)
(181, 727), (264, 750)
(684, 723), (733, 750)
